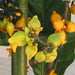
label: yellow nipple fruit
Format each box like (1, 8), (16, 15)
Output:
(48, 69), (57, 75)
(6, 22), (15, 36)
(25, 44), (38, 60)
(35, 51), (46, 62)
(55, 30), (67, 45)
(8, 31), (27, 53)
(8, 31), (26, 46)
(50, 11), (62, 23)
(28, 15), (43, 35)
(65, 21), (75, 33)
(45, 48), (57, 63)
(47, 33), (62, 48)
(15, 17), (26, 30)
(70, 4), (75, 15)
(52, 19), (65, 31)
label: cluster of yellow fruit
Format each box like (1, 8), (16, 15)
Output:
(8, 15), (43, 59)
(50, 10), (75, 47)
(51, 11), (65, 31)
(1, 11), (74, 63)
(51, 11), (75, 33)
(7, 15), (63, 63)
(34, 48), (57, 63)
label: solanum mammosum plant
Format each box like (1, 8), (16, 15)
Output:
(0, 0), (75, 75)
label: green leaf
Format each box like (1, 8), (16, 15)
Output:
(31, 60), (47, 75)
(55, 32), (75, 75)
(0, 31), (9, 45)
(0, 18), (9, 27)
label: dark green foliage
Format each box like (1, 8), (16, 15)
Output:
(0, 0), (22, 23)
(0, 31), (9, 45)
(31, 58), (47, 75)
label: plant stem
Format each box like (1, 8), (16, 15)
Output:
(12, 0), (28, 75)
(63, 1), (70, 21)
(41, 62), (44, 75)
(45, 62), (53, 75)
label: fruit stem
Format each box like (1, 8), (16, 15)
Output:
(54, 58), (60, 71)
(12, 0), (28, 75)
(30, 33), (54, 49)
(63, 1), (70, 21)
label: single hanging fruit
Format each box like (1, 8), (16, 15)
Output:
(45, 48), (57, 63)
(47, 33), (62, 48)
(8, 31), (26, 46)
(52, 19), (65, 31)
(35, 51), (46, 62)
(6, 22), (15, 36)
(8, 31), (27, 53)
(25, 44), (38, 60)
(50, 11), (62, 23)
(65, 21), (75, 33)
(28, 15), (43, 35)
(55, 30), (67, 45)
(70, 4), (75, 15)
(15, 17), (26, 30)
